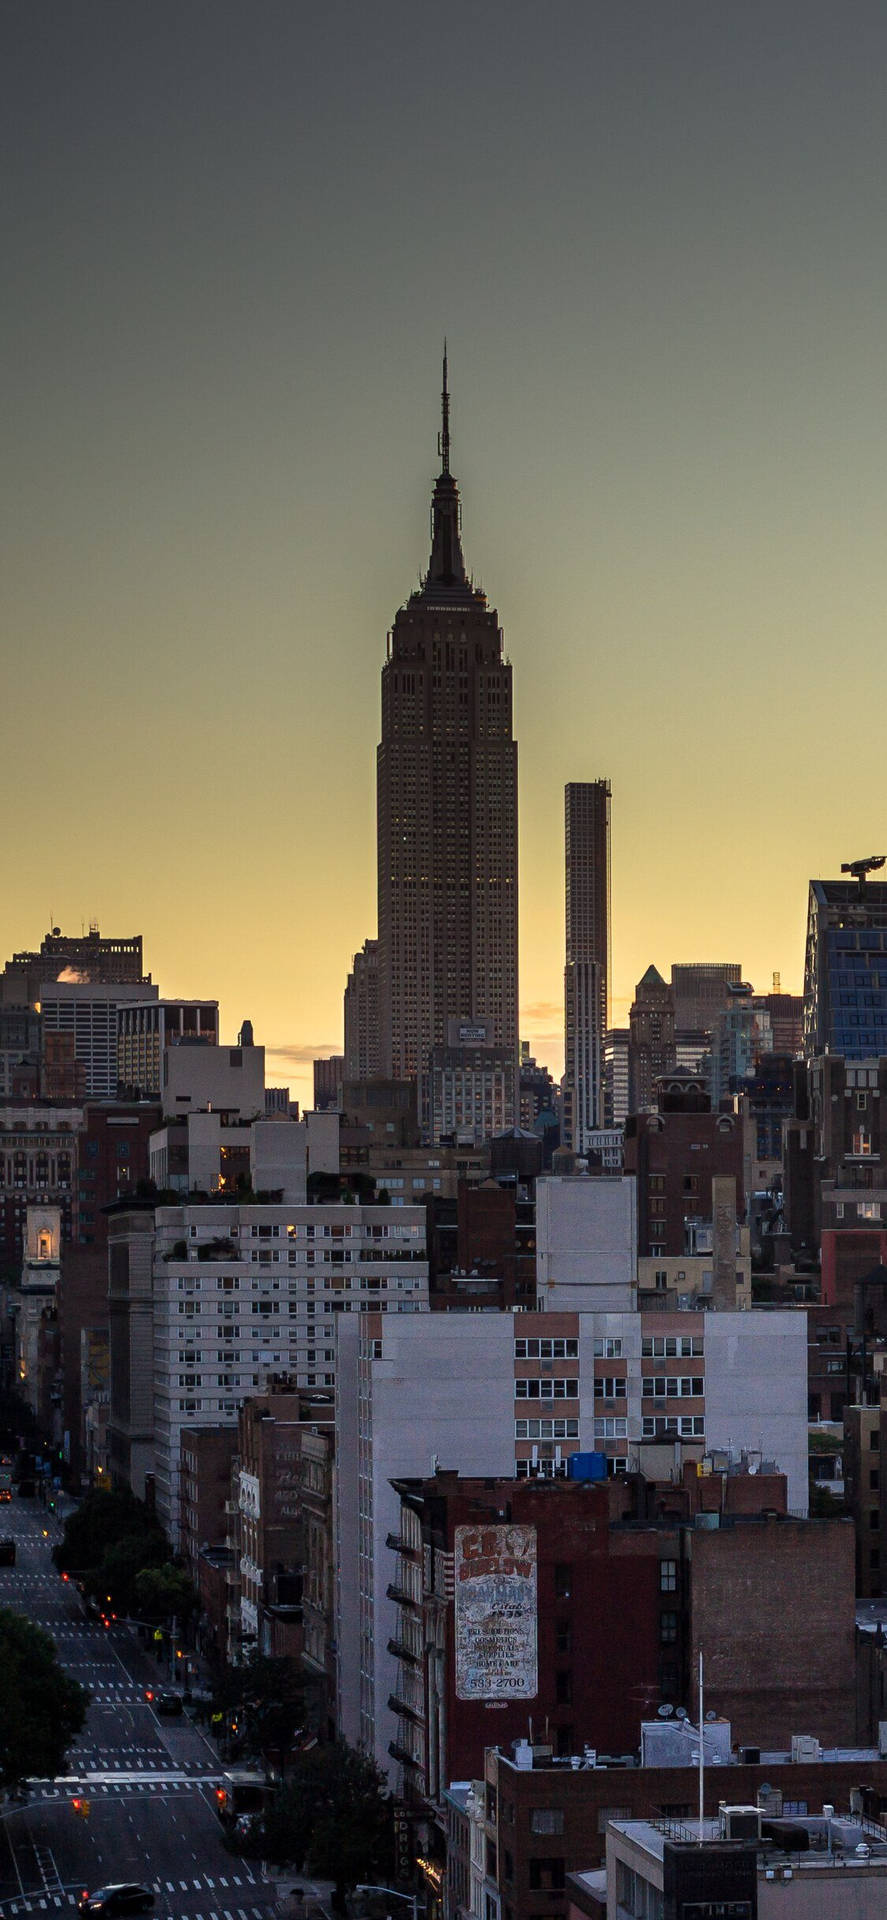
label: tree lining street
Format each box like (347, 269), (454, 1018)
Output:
(0, 1500), (285, 1920)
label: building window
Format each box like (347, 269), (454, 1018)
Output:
(555, 1671), (572, 1705)
(594, 1377), (626, 1400)
(554, 1564), (572, 1600)
(530, 1810), (564, 1836)
(556, 1621), (572, 1655)
(660, 1611), (678, 1644)
(660, 1559), (677, 1593)
(528, 1860), (565, 1892)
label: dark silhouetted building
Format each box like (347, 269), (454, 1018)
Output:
(313, 1055), (344, 1112)
(671, 961), (742, 1039)
(1, 926), (148, 1006)
(343, 939), (380, 1083)
(563, 781), (610, 1152)
(376, 355), (517, 1135)
(628, 966), (675, 1114)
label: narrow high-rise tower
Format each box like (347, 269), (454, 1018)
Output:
(563, 780), (611, 1149)
(376, 355), (518, 1129)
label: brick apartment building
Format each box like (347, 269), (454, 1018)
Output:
(384, 1468), (855, 1843)
(337, 1307), (810, 1780)
(481, 1742), (887, 1920)
(623, 1074), (745, 1263)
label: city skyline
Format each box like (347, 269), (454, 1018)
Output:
(5, 3), (887, 1112)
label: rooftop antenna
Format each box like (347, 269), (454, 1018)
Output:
(438, 340), (451, 475)
(698, 1648), (704, 1839)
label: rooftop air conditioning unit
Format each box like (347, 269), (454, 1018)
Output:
(791, 1735), (821, 1763)
(719, 1805), (762, 1842)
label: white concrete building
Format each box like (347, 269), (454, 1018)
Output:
(143, 1200), (428, 1542)
(161, 1039), (264, 1120)
(535, 1173), (637, 1310)
(335, 1304), (808, 1779)
(150, 1110), (337, 1202)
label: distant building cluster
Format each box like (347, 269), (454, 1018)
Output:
(6, 379), (887, 1920)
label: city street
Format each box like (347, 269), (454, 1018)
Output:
(0, 1500), (286, 1919)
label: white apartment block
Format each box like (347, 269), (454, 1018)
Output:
(335, 1304), (808, 1779)
(535, 1173), (637, 1311)
(140, 1200), (428, 1544)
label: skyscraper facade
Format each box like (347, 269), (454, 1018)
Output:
(563, 780), (610, 1149)
(343, 938), (380, 1083)
(376, 359), (518, 1131)
(804, 869), (887, 1059)
(628, 964), (676, 1114)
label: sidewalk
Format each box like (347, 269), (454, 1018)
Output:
(265, 1872), (335, 1917)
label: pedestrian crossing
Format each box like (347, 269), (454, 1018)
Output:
(64, 1750), (219, 1772)
(1, 1871), (268, 1914)
(4, 1903), (269, 1919)
(30, 1772), (227, 1794)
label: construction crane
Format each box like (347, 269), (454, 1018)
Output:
(841, 855), (886, 890)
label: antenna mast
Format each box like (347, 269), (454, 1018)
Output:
(698, 1648), (704, 1838)
(438, 341), (451, 474)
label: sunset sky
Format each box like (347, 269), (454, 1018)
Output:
(4, 3), (887, 1110)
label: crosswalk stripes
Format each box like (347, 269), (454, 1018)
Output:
(4, 1906), (270, 1918)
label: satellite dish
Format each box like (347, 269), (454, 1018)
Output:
(675, 1706), (688, 1721)
(705, 1710), (717, 1721)
(657, 1704), (674, 1718)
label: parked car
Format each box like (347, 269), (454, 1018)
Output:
(0, 1538), (16, 1566)
(77, 1888), (155, 1916)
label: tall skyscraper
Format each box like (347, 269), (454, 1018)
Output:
(804, 861), (887, 1059)
(563, 780), (610, 1150)
(343, 939), (380, 1082)
(376, 356), (518, 1130)
(628, 964), (676, 1113)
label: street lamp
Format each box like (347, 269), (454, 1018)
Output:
(355, 1885), (419, 1920)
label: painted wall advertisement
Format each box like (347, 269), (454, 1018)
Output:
(454, 1523), (538, 1700)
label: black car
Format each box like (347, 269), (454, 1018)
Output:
(154, 1689), (184, 1715)
(0, 1538), (15, 1566)
(78, 1888), (155, 1917)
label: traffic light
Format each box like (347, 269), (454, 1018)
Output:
(145, 1689), (155, 1704)
(215, 1787), (227, 1808)
(71, 1797), (90, 1819)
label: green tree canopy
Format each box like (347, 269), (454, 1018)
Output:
(0, 1608), (87, 1789)
(255, 1741), (392, 1909)
(134, 1563), (197, 1622)
(54, 1489), (169, 1613)
(215, 1652), (304, 1759)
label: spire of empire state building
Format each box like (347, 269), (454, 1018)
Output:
(422, 345), (474, 598)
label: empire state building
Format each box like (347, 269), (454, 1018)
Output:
(377, 358), (518, 1127)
